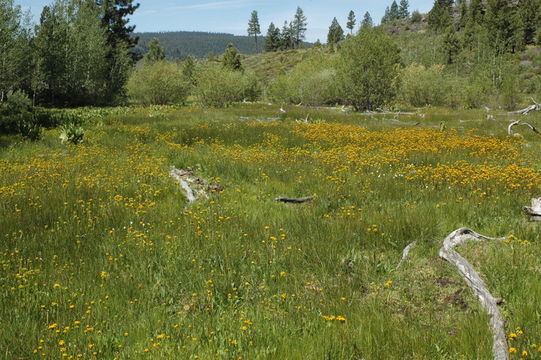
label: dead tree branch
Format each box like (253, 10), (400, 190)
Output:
(509, 98), (541, 115)
(396, 242), (417, 269)
(275, 196), (315, 204)
(524, 198), (541, 221)
(507, 120), (541, 136)
(439, 228), (508, 360)
(170, 168), (222, 206)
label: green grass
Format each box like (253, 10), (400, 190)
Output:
(0, 104), (540, 359)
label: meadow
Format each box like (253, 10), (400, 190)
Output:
(0, 104), (540, 360)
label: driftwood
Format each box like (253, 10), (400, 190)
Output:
(509, 99), (541, 115)
(524, 198), (541, 221)
(170, 168), (223, 206)
(275, 196), (315, 204)
(439, 228), (508, 360)
(507, 120), (541, 136)
(396, 242), (417, 269)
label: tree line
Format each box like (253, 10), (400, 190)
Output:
(0, 0), (139, 107)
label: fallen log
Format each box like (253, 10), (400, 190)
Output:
(524, 198), (541, 221)
(507, 120), (541, 136)
(275, 196), (315, 204)
(509, 99), (540, 115)
(439, 228), (508, 360)
(170, 167), (222, 206)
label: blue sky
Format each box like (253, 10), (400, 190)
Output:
(16, 0), (435, 41)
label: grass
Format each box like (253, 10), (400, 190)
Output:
(0, 104), (540, 360)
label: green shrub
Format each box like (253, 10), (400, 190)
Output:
(337, 28), (401, 111)
(127, 61), (191, 105)
(267, 50), (340, 106)
(194, 65), (261, 108)
(400, 64), (447, 107)
(0, 90), (43, 140)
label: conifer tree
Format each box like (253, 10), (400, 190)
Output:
(346, 10), (356, 34)
(428, 0), (453, 32)
(362, 12), (374, 29)
(485, 0), (519, 54)
(247, 10), (261, 52)
(327, 17), (344, 49)
(222, 43), (242, 71)
(382, 7), (390, 23)
(291, 7), (307, 48)
(264, 22), (280, 52)
(399, 0), (410, 19)
(145, 38), (165, 63)
(389, 1), (400, 21)
(442, 25), (461, 64)
(280, 21), (293, 50)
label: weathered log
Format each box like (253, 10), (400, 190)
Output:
(524, 198), (541, 221)
(507, 120), (541, 136)
(275, 196), (315, 204)
(439, 228), (508, 360)
(170, 167), (219, 206)
(396, 242), (417, 269)
(509, 99), (541, 115)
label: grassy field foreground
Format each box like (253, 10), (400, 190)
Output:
(0, 105), (540, 359)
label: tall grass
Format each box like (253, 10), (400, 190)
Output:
(0, 105), (540, 359)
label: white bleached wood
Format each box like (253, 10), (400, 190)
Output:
(396, 242), (417, 269)
(524, 198), (541, 221)
(439, 228), (508, 360)
(507, 120), (541, 136)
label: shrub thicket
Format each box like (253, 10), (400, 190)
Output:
(267, 50), (340, 106)
(127, 61), (191, 105)
(194, 65), (261, 107)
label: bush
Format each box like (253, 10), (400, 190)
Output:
(194, 65), (261, 108)
(0, 90), (43, 140)
(267, 50), (340, 106)
(337, 28), (401, 111)
(127, 61), (191, 105)
(400, 64), (447, 107)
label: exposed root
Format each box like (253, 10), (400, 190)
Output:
(170, 167), (223, 206)
(524, 198), (541, 221)
(275, 196), (315, 204)
(439, 228), (508, 360)
(508, 120), (541, 136)
(396, 242), (416, 269)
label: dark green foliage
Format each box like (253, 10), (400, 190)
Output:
(280, 21), (294, 50)
(411, 10), (423, 23)
(361, 12), (374, 29)
(399, 0), (410, 19)
(182, 56), (196, 85)
(327, 18), (345, 48)
(145, 38), (165, 63)
(337, 28), (401, 111)
(442, 25), (461, 64)
(291, 7), (308, 49)
(247, 10), (261, 52)
(428, 0), (453, 32)
(347, 11), (356, 34)
(222, 43), (243, 71)
(264, 23), (281, 52)
(485, 0), (520, 54)
(390, 1), (400, 20)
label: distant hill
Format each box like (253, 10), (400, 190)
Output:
(133, 31), (312, 60)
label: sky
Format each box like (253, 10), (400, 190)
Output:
(16, 0), (435, 42)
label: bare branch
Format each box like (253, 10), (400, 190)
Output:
(439, 228), (508, 360)
(508, 120), (541, 136)
(396, 242), (417, 269)
(275, 196), (315, 204)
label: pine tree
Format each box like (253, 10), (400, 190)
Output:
(458, 0), (468, 30)
(291, 7), (307, 48)
(280, 21), (293, 50)
(247, 10), (261, 52)
(346, 10), (356, 34)
(145, 38), (165, 63)
(485, 0), (519, 54)
(222, 43), (242, 71)
(428, 0), (453, 32)
(362, 12), (374, 29)
(389, 1), (400, 21)
(327, 17), (344, 49)
(96, 0), (139, 103)
(264, 22), (280, 52)
(399, 0), (410, 19)
(517, 0), (539, 45)
(442, 25), (461, 64)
